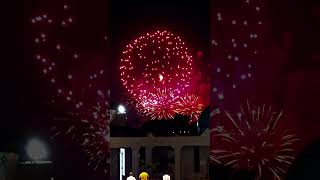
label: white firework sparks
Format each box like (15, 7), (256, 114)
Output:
(52, 90), (111, 174)
(210, 101), (300, 180)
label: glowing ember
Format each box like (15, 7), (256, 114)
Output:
(159, 74), (164, 82)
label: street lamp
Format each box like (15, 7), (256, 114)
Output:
(26, 138), (48, 162)
(117, 104), (126, 114)
(18, 138), (54, 180)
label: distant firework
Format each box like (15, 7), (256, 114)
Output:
(120, 30), (204, 121)
(175, 94), (204, 123)
(210, 102), (300, 180)
(78, 96), (110, 172)
(52, 91), (110, 174)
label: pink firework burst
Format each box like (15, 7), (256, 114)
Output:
(210, 102), (300, 180)
(120, 30), (203, 121)
(138, 87), (177, 120)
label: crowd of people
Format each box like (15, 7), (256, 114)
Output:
(126, 172), (171, 180)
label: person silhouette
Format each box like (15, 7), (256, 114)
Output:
(230, 169), (255, 180)
(162, 174), (170, 180)
(126, 172), (136, 180)
(139, 171), (149, 180)
(285, 139), (320, 180)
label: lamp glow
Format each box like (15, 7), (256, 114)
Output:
(117, 105), (126, 114)
(163, 174), (170, 180)
(26, 138), (48, 161)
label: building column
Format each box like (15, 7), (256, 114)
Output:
(0, 153), (18, 180)
(145, 146), (153, 166)
(131, 146), (140, 177)
(174, 146), (182, 180)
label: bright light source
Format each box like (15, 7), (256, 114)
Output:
(26, 138), (48, 161)
(163, 174), (170, 180)
(159, 74), (164, 81)
(117, 105), (126, 114)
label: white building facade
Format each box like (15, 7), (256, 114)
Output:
(110, 130), (210, 180)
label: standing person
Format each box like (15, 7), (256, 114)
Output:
(126, 172), (136, 180)
(139, 171), (149, 180)
(163, 174), (170, 180)
(285, 139), (320, 180)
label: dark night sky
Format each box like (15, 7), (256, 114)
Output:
(1, 0), (36, 151)
(2, 0), (110, 179)
(108, 0), (210, 126)
(261, 0), (320, 140)
(1, 0), (109, 151)
(109, 0), (210, 103)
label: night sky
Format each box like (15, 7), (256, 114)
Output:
(261, 0), (320, 140)
(109, 0), (210, 104)
(2, 0), (110, 179)
(2, 0), (109, 149)
(108, 0), (210, 127)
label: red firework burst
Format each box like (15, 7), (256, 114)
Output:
(175, 94), (204, 123)
(137, 87), (176, 120)
(120, 30), (203, 121)
(210, 102), (300, 180)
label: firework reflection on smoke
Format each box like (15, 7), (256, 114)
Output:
(210, 101), (300, 180)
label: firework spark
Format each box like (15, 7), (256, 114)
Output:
(210, 102), (300, 180)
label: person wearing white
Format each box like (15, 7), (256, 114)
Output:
(163, 174), (170, 180)
(126, 172), (136, 180)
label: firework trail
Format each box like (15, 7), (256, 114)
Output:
(210, 101), (300, 180)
